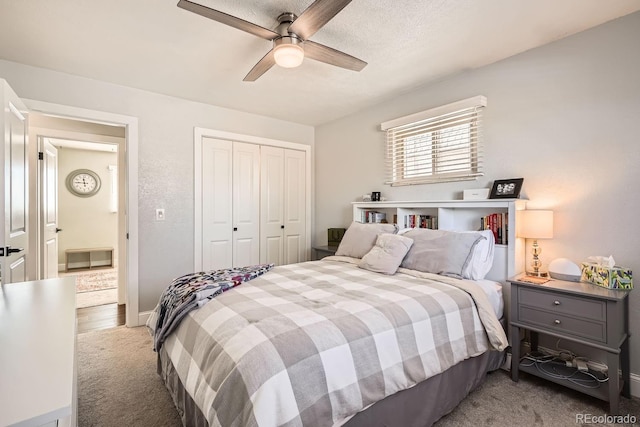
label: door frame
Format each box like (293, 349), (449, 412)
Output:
(25, 99), (140, 327)
(194, 127), (312, 272)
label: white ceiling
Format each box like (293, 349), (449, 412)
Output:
(1, 0), (639, 126)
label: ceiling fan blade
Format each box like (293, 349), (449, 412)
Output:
(288, 0), (352, 40)
(304, 40), (366, 72)
(177, 0), (278, 40)
(243, 49), (276, 81)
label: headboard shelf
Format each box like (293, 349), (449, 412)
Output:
(352, 199), (527, 283)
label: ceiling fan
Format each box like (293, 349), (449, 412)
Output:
(177, 0), (367, 81)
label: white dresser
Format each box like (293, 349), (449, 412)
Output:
(0, 277), (77, 427)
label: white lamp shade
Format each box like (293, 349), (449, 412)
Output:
(517, 210), (554, 239)
(274, 44), (304, 68)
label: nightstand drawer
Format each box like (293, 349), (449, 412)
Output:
(519, 306), (606, 342)
(519, 287), (605, 321)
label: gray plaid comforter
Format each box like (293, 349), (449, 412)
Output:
(150, 257), (508, 427)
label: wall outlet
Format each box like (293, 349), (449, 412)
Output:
(155, 208), (165, 221)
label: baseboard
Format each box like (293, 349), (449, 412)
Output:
(631, 373), (640, 398)
(138, 310), (152, 327)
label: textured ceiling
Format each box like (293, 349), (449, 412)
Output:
(1, 0), (639, 126)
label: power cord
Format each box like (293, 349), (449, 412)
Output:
(520, 351), (609, 389)
(555, 339), (608, 373)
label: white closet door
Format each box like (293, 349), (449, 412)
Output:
(260, 146), (285, 265)
(232, 142), (260, 267)
(201, 138), (233, 270)
(283, 149), (306, 265)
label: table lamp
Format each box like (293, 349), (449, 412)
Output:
(517, 210), (554, 277)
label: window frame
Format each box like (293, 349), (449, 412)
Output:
(382, 96), (486, 186)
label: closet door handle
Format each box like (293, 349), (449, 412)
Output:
(233, 227), (238, 231)
(281, 225), (284, 229)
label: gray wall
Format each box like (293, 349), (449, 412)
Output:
(0, 60), (314, 312)
(315, 12), (640, 375)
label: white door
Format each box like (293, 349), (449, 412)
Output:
(260, 146), (285, 265)
(283, 149), (306, 264)
(40, 138), (59, 279)
(260, 147), (306, 266)
(232, 142), (260, 267)
(201, 137), (233, 270)
(0, 80), (29, 283)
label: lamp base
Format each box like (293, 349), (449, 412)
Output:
(526, 270), (549, 278)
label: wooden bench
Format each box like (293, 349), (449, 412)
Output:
(65, 247), (114, 272)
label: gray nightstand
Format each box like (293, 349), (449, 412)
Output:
(509, 274), (630, 415)
(312, 245), (338, 260)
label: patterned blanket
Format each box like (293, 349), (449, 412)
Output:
(153, 258), (507, 427)
(149, 263), (273, 351)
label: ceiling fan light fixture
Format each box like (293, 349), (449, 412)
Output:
(274, 43), (304, 68)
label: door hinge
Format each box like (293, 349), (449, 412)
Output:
(38, 151), (44, 160)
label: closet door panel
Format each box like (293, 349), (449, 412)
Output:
(233, 142), (260, 267)
(283, 149), (306, 265)
(202, 138), (233, 270)
(260, 146), (285, 265)
(264, 236), (283, 266)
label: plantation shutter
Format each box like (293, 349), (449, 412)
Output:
(381, 96), (486, 186)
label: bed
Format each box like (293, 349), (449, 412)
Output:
(148, 223), (510, 427)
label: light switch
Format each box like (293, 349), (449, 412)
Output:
(156, 208), (165, 221)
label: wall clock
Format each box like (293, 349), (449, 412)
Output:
(66, 169), (101, 197)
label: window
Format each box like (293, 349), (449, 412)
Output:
(381, 96), (486, 186)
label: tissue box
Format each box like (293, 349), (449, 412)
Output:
(580, 262), (633, 290)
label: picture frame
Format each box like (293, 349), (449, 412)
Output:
(489, 178), (524, 199)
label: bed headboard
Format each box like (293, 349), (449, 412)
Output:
(351, 199), (527, 284)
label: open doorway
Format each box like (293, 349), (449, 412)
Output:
(26, 99), (139, 328)
(52, 138), (119, 308)
(31, 113), (126, 313)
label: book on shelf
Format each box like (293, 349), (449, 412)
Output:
(480, 212), (508, 244)
(361, 210), (387, 223)
(401, 214), (438, 230)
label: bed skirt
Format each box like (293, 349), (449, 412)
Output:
(157, 346), (505, 427)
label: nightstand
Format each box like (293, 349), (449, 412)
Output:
(509, 274), (630, 415)
(312, 245), (338, 260)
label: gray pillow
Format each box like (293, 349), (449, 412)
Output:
(359, 233), (414, 275)
(400, 228), (486, 279)
(335, 221), (398, 259)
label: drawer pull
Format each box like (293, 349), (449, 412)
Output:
(554, 300), (561, 306)
(554, 319), (561, 325)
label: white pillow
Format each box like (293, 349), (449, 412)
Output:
(462, 230), (495, 280)
(359, 234), (414, 275)
(335, 222), (398, 259)
(400, 228), (486, 279)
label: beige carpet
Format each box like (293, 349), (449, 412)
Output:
(78, 326), (640, 426)
(77, 326), (182, 427)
